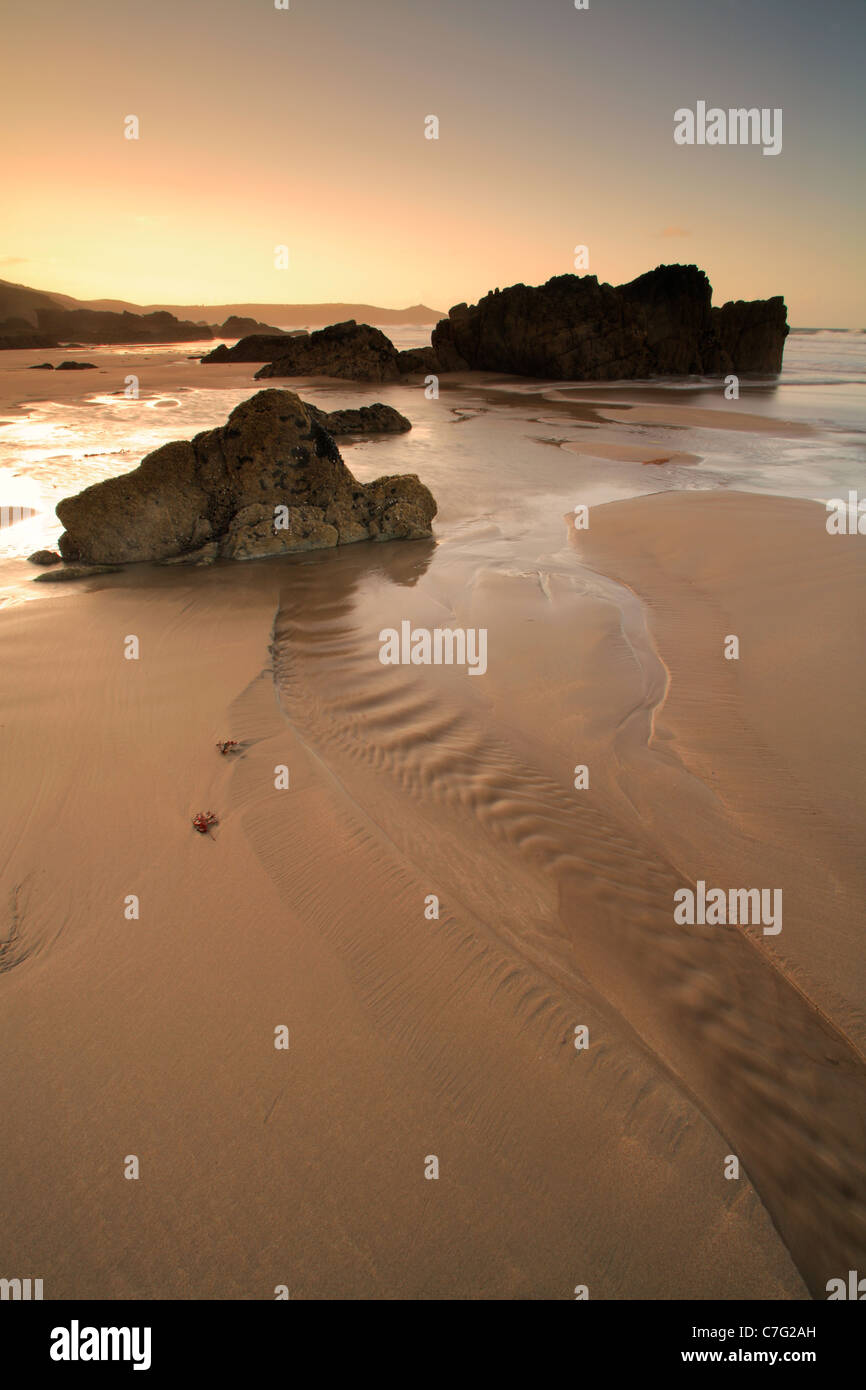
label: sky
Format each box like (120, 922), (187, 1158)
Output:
(2, 0), (864, 324)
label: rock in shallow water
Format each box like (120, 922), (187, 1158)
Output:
(56, 388), (436, 566)
(305, 402), (411, 435)
(253, 320), (402, 383)
(201, 333), (298, 364)
(396, 346), (441, 374)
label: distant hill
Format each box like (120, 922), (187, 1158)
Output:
(0, 279), (444, 328)
(82, 300), (445, 326)
(0, 279), (80, 321)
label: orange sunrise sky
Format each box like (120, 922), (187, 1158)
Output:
(2, 0), (864, 324)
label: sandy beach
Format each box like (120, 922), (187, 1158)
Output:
(3, 0), (865, 1337)
(0, 348), (265, 416)
(1, 384), (863, 1298)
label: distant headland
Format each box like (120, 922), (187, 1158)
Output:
(0, 276), (445, 348)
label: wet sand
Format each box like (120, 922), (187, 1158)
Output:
(0, 349), (264, 415)
(1, 477), (863, 1298)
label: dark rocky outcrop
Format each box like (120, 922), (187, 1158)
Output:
(30, 362), (55, 369)
(204, 329), (430, 381)
(199, 267), (787, 383)
(253, 321), (402, 383)
(431, 265), (788, 378)
(55, 360), (97, 371)
(27, 549), (62, 565)
(201, 333), (304, 364)
(711, 298), (789, 374)
(214, 315), (287, 339)
(35, 307), (213, 345)
(305, 403), (411, 435)
(396, 347), (441, 374)
(56, 389), (435, 566)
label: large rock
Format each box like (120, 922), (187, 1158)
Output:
(204, 329), (437, 379)
(215, 315), (287, 339)
(56, 389), (436, 565)
(396, 346), (441, 374)
(431, 265), (788, 378)
(305, 402), (411, 435)
(201, 333), (300, 363)
(254, 320), (402, 383)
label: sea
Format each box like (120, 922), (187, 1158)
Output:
(0, 326), (864, 593)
